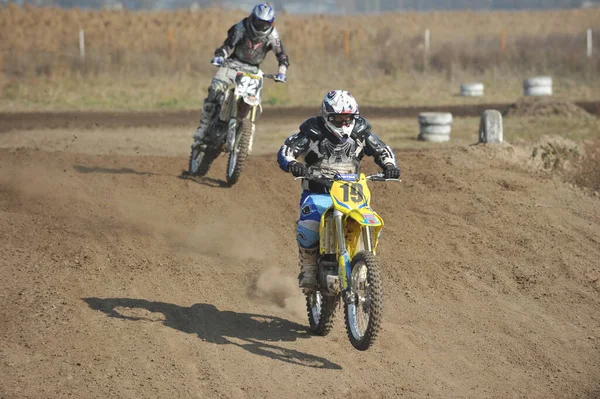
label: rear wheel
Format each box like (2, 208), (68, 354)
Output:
(306, 291), (337, 336)
(225, 119), (253, 186)
(189, 144), (218, 177)
(344, 251), (383, 351)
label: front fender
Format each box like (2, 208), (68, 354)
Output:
(243, 95), (260, 107)
(344, 209), (384, 257)
(346, 208), (383, 227)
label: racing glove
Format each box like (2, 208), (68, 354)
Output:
(274, 73), (287, 83)
(289, 162), (307, 177)
(211, 56), (224, 66)
(383, 164), (401, 179)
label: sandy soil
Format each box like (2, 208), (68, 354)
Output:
(0, 118), (599, 399)
(504, 98), (596, 119)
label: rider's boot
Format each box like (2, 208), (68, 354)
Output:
(193, 102), (216, 143)
(298, 246), (318, 288)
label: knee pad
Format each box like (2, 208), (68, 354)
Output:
(297, 220), (320, 248)
(207, 79), (228, 103)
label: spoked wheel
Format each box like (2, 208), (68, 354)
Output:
(344, 251), (383, 351)
(306, 290), (337, 336)
(188, 143), (217, 177)
(225, 119), (253, 186)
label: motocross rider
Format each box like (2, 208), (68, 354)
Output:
(193, 3), (289, 143)
(277, 90), (401, 288)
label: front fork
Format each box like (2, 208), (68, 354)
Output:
(226, 96), (256, 152)
(336, 210), (373, 304)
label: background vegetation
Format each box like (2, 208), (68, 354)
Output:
(1, 4), (598, 110)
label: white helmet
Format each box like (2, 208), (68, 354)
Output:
(249, 3), (275, 38)
(321, 90), (359, 140)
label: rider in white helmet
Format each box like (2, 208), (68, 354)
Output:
(193, 3), (289, 144)
(277, 90), (400, 288)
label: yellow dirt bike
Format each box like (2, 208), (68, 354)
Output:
(298, 169), (399, 351)
(188, 70), (279, 186)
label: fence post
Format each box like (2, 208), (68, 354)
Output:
(79, 29), (85, 61)
(424, 29), (430, 72)
(168, 26), (174, 61)
(587, 28), (593, 80)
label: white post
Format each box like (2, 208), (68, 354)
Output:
(79, 29), (85, 61)
(587, 29), (593, 58)
(479, 110), (503, 144)
(423, 29), (430, 72)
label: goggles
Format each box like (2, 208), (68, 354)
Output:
(327, 113), (358, 128)
(252, 18), (272, 32)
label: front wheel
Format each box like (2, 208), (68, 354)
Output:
(225, 119), (253, 186)
(344, 251), (383, 351)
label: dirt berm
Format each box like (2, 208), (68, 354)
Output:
(1, 100), (599, 133)
(1, 140), (599, 398)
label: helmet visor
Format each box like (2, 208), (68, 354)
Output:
(327, 114), (357, 128)
(252, 17), (272, 32)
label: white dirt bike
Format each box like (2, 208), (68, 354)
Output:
(188, 69), (279, 186)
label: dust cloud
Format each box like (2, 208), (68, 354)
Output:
(249, 267), (305, 319)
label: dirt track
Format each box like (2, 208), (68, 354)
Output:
(1, 121), (599, 398)
(1, 101), (600, 133)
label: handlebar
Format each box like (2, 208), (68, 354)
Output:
(263, 73), (286, 83)
(294, 176), (334, 189)
(211, 62), (281, 82)
(366, 173), (401, 182)
(294, 172), (400, 183)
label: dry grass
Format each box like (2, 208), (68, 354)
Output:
(1, 5), (599, 110)
(2, 72), (598, 112)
